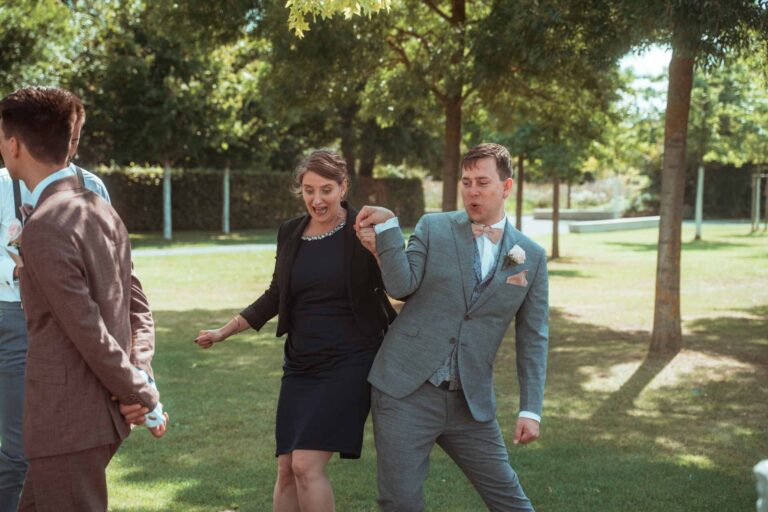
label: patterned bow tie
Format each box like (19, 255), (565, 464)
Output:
(19, 203), (33, 222)
(471, 223), (502, 244)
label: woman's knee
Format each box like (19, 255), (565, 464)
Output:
(276, 455), (295, 487)
(290, 452), (327, 485)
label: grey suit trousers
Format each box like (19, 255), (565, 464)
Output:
(372, 383), (534, 512)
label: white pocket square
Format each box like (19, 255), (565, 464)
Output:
(506, 270), (528, 287)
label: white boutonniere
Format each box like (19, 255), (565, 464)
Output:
(6, 219), (22, 248)
(503, 244), (525, 268)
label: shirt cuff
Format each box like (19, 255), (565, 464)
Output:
(374, 216), (400, 234)
(136, 368), (166, 428)
(518, 411), (541, 423)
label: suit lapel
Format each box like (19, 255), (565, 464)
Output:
(278, 215), (309, 293)
(468, 218), (519, 313)
(450, 211), (475, 311)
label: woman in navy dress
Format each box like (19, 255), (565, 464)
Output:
(195, 150), (396, 511)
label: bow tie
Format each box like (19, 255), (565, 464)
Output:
(471, 223), (502, 244)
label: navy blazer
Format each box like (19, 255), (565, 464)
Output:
(240, 203), (396, 339)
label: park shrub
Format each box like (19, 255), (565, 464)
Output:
(95, 166), (424, 231)
(692, 163), (755, 219)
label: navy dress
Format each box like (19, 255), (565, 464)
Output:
(275, 227), (381, 459)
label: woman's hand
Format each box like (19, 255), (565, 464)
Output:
(194, 329), (225, 349)
(357, 227), (378, 257)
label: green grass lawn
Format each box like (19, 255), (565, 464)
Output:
(110, 224), (768, 511)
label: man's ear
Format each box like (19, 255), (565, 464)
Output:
(502, 177), (514, 198)
(8, 137), (21, 160)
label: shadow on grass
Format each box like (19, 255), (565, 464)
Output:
(110, 305), (768, 511)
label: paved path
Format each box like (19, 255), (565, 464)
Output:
(132, 216), (741, 257)
(132, 215), (561, 257)
(133, 244), (277, 257)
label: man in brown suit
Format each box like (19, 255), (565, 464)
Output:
(0, 86), (168, 511)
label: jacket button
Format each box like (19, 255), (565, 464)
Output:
(450, 338), (457, 344)
(464, 315), (471, 321)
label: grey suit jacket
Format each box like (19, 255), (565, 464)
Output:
(19, 177), (158, 458)
(368, 210), (549, 422)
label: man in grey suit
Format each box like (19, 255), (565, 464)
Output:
(356, 143), (548, 511)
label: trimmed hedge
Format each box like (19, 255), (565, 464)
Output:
(683, 163), (755, 219)
(96, 167), (424, 231)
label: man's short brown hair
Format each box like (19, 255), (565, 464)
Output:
(0, 86), (78, 165)
(461, 143), (513, 180)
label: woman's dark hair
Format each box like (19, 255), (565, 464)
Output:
(292, 149), (349, 198)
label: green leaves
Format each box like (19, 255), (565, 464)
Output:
(285, 0), (392, 37)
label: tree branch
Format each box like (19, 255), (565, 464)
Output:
(386, 37), (447, 103)
(421, 0), (452, 22)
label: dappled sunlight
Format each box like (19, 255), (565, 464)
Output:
(641, 349), (753, 391)
(579, 361), (642, 393)
(575, 348), (758, 409)
(674, 453), (715, 470)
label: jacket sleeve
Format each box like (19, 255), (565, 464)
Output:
(239, 223), (284, 330)
(22, 225), (159, 409)
(128, 265), (155, 378)
(375, 215), (429, 300)
(514, 250), (549, 417)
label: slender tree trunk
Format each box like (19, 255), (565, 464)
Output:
(339, 103), (358, 175)
(567, 180), (572, 209)
(358, 126), (376, 177)
(440, 0), (465, 212)
(516, 155), (525, 231)
(551, 175), (560, 259)
(442, 96), (462, 211)
(650, 46), (695, 354)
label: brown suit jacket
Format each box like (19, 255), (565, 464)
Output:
(19, 176), (159, 458)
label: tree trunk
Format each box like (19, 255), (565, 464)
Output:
(650, 46), (695, 354)
(516, 155), (524, 231)
(551, 175), (560, 259)
(358, 125), (377, 177)
(441, 96), (462, 211)
(339, 103), (357, 175)
(567, 180), (572, 209)
(439, 0), (465, 212)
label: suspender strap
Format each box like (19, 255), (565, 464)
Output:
(75, 166), (85, 188)
(12, 179), (22, 223)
